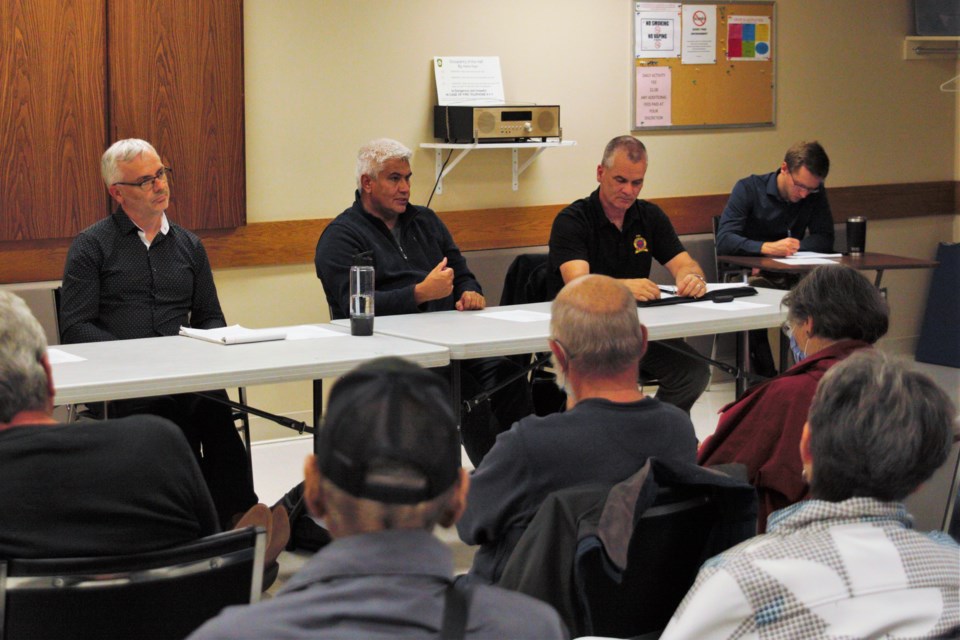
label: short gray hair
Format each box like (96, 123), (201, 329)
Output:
(808, 350), (956, 502)
(783, 265), (888, 343)
(356, 138), (412, 190)
(551, 275), (646, 378)
(101, 139), (159, 187)
(601, 136), (647, 168)
(0, 291), (50, 422)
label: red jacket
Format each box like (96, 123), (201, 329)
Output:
(698, 340), (871, 532)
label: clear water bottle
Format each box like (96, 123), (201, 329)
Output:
(350, 251), (374, 336)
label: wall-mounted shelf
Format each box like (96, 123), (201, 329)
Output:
(903, 36), (960, 60)
(420, 140), (576, 193)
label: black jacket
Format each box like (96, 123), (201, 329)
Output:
(315, 193), (481, 319)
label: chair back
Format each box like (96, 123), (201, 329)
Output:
(499, 253), (550, 306)
(0, 526), (265, 640)
(573, 486), (717, 638)
(712, 216), (746, 283)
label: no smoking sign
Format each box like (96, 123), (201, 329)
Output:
(692, 10), (707, 27)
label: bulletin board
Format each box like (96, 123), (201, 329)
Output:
(632, 1), (775, 130)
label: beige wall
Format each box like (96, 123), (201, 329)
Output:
(224, 0), (960, 438)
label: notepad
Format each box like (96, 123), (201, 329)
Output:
(179, 325), (287, 345)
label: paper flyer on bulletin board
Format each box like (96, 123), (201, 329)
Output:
(635, 3), (681, 59)
(681, 4), (717, 64)
(635, 67), (672, 127)
(633, 1), (776, 130)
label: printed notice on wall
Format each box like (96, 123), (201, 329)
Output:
(726, 16), (772, 61)
(635, 2), (681, 59)
(635, 67), (672, 127)
(433, 56), (505, 106)
(681, 5), (717, 64)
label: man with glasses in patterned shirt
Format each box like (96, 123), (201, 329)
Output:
(59, 139), (258, 528)
(715, 141), (834, 377)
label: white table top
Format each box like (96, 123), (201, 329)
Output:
(50, 325), (450, 406)
(334, 287), (788, 360)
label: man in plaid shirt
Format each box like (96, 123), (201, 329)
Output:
(662, 351), (959, 639)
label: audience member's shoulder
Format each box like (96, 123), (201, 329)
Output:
(471, 583), (568, 638)
(921, 529), (960, 553)
(647, 396), (695, 421)
(103, 414), (189, 444)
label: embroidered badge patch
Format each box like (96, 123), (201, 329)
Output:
(633, 235), (649, 254)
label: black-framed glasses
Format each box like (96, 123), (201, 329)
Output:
(787, 171), (820, 194)
(114, 167), (172, 191)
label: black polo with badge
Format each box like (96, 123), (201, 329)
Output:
(547, 188), (686, 298)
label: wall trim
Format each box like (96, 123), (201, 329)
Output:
(1, 180), (955, 283)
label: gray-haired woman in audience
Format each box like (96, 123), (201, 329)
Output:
(697, 264), (889, 531)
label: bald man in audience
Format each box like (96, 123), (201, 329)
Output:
(458, 274), (698, 584)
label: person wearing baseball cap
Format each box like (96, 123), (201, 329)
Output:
(189, 357), (567, 640)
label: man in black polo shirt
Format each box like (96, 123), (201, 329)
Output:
(59, 138), (257, 527)
(547, 135), (710, 412)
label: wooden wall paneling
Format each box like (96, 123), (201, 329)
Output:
(1, 182), (955, 284)
(0, 0), (107, 241)
(107, 0), (245, 231)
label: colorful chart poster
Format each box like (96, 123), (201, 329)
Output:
(635, 2), (681, 59)
(726, 15), (771, 61)
(635, 67), (672, 127)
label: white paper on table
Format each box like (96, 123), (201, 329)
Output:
(782, 251), (843, 259)
(283, 325), (345, 340)
(685, 300), (768, 311)
(708, 282), (753, 291)
(179, 325), (287, 345)
(478, 310), (551, 323)
(46, 348), (86, 364)
(657, 282), (749, 296)
(772, 257), (838, 266)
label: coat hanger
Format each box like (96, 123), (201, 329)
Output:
(941, 73), (959, 92)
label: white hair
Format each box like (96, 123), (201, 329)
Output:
(101, 139), (159, 187)
(0, 291), (50, 422)
(356, 138), (412, 190)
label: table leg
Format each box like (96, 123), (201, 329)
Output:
(312, 379), (323, 454)
(874, 269), (884, 288)
(736, 330), (748, 398)
(450, 361), (462, 425)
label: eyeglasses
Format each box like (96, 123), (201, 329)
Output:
(787, 171), (821, 194)
(114, 167), (173, 191)
(550, 338), (576, 360)
(782, 321), (794, 338)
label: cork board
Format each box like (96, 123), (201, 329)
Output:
(632, 1), (775, 130)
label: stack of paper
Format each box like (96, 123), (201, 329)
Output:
(179, 325), (287, 345)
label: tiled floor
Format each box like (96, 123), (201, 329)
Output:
(254, 379), (741, 592)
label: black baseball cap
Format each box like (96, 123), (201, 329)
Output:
(316, 357), (461, 504)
